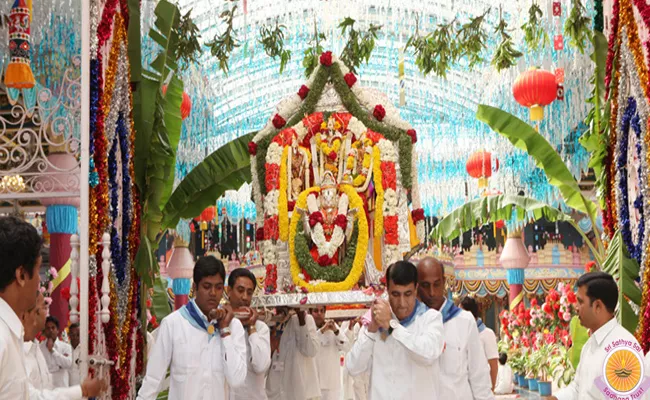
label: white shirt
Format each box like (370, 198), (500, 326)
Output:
(556, 318), (648, 400)
(0, 297), (82, 400)
(39, 339), (73, 388)
(494, 364), (514, 395)
(230, 320), (271, 400)
(345, 308), (445, 400)
(137, 308), (248, 400)
(316, 323), (350, 392)
(478, 327), (499, 361)
(24, 341), (53, 390)
(68, 345), (80, 386)
(266, 314), (321, 400)
(438, 304), (493, 400)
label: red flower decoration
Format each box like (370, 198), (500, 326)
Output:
(264, 216), (279, 240)
(309, 211), (324, 227)
(328, 151), (338, 161)
(298, 85), (310, 100)
(256, 227), (264, 241)
(320, 51), (333, 66)
(542, 302), (552, 315)
(318, 255), (332, 266)
(380, 276), (387, 285)
(272, 114), (286, 129)
(384, 215), (399, 244)
(373, 104), (386, 121)
(344, 73), (357, 87)
(530, 298), (538, 307)
(585, 260), (596, 272)
(406, 129), (417, 143)
(381, 162), (397, 189)
(61, 287), (71, 302)
(146, 299), (152, 309)
(411, 208), (425, 223)
(248, 141), (257, 155)
(265, 164), (280, 191)
(335, 214), (348, 230)
(566, 290), (577, 304)
(288, 201), (296, 212)
(300, 296), (309, 305)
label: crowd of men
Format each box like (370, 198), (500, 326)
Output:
(2, 215), (650, 399)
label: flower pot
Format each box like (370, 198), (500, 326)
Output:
(538, 381), (552, 396)
(514, 373), (520, 384)
(518, 375), (528, 388)
(528, 378), (538, 391)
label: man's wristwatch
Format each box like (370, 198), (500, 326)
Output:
(247, 325), (257, 335)
(220, 327), (232, 338)
(388, 319), (399, 335)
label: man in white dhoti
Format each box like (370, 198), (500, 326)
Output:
(545, 272), (648, 400)
(137, 256), (247, 400)
(265, 306), (321, 400)
(40, 316), (73, 388)
(417, 257), (494, 400)
(311, 306), (349, 400)
(461, 296), (499, 390)
(227, 268), (271, 400)
(346, 261), (445, 400)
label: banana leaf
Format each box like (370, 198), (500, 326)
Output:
(430, 194), (573, 242)
(162, 132), (255, 229)
(601, 231), (642, 334)
(476, 105), (598, 221)
(151, 275), (172, 322)
(568, 316), (589, 369)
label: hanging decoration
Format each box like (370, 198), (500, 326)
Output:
(5, 0), (35, 89)
(466, 150), (499, 189)
(512, 68), (558, 122)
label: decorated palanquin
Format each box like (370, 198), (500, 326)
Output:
(249, 51), (424, 294)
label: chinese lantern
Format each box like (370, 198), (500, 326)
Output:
(161, 85), (192, 120)
(194, 206), (216, 250)
(466, 150), (499, 189)
(5, 0), (35, 89)
(512, 67), (557, 122)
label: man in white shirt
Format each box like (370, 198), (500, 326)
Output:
(461, 296), (499, 390)
(137, 255), (248, 400)
(67, 323), (80, 386)
(494, 353), (514, 395)
(0, 216), (104, 399)
(346, 261), (445, 400)
(311, 306), (349, 400)
(23, 292), (53, 390)
(544, 272), (648, 400)
(417, 257), (494, 400)
(343, 319), (368, 400)
(40, 316), (73, 388)
(227, 268), (271, 400)
(265, 306), (321, 400)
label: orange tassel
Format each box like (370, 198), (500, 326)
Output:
(5, 0), (35, 89)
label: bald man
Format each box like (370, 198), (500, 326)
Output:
(417, 258), (494, 400)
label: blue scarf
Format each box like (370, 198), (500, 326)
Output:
(180, 299), (218, 340)
(477, 318), (486, 333)
(399, 299), (429, 328)
(440, 299), (461, 323)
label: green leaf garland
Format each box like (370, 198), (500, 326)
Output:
(564, 0), (592, 54)
(521, 2), (549, 52)
(174, 9), (203, 71)
(295, 224), (359, 282)
(338, 17), (382, 74)
(206, 4), (239, 74)
(259, 21), (292, 74)
(491, 7), (523, 72)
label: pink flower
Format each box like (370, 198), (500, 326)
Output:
(562, 312), (571, 321)
(44, 297), (52, 306)
(49, 267), (58, 278)
(39, 286), (46, 294)
(48, 281), (53, 292)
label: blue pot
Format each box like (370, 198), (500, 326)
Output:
(538, 381), (552, 396)
(518, 375), (528, 388)
(514, 373), (520, 384)
(528, 378), (538, 391)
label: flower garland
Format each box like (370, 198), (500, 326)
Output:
(40, 266), (58, 306)
(377, 139), (400, 265)
(305, 191), (349, 262)
(372, 146), (384, 237)
(294, 223), (359, 282)
(278, 146), (289, 242)
(290, 184), (368, 292)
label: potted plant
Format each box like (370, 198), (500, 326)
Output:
(509, 351), (527, 387)
(549, 346), (576, 393)
(525, 352), (540, 391)
(536, 343), (555, 396)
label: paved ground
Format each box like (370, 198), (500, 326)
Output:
(495, 388), (545, 399)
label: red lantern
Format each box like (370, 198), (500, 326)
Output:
(466, 150), (499, 189)
(512, 68), (557, 122)
(161, 85), (192, 121)
(197, 206), (216, 223)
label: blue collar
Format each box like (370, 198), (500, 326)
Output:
(477, 318), (486, 333)
(180, 299), (218, 339)
(440, 299), (462, 323)
(399, 299), (428, 328)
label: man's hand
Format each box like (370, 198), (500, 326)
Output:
(46, 338), (54, 353)
(372, 299), (392, 330)
(296, 308), (307, 326)
(218, 305), (234, 330)
(81, 377), (107, 397)
(246, 307), (258, 327)
(209, 308), (226, 322)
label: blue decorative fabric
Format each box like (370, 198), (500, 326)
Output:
(440, 299), (462, 323)
(46, 205), (78, 234)
(180, 299), (217, 339)
(506, 268), (525, 285)
(172, 278), (192, 295)
(399, 299), (428, 328)
(477, 318), (486, 333)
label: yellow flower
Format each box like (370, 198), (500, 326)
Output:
(346, 155), (355, 170)
(299, 146), (312, 164)
(353, 175), (366, 187)
(278, 146), (290, 242)
(289, 185), (368, 292)
(362, 153), (371, 169)
(373, 146), (384, 238)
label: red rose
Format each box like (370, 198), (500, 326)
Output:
(530, 298), (538, 307)
(373, 104), (386, 121)
(335, 214), (348, 230)
(256, 227), (264, 241)
(411, 208), (425, 223)
(288, 201), (296, 212)
(320, 51), (333, 66)
(328, 151), (338, 161)
(248, 141), (257, 155)
(380, 276), (387, 285)
(567, 291), (577, 304)
(298, 85), (310, 100)
(149, 316), (157, 326)
(146, 299), (152, 309)
(344, 73), (357, 87)
(318, 255), (331, 266)
(554, 303), (560, 310)
(406, 129), (417, 143)
(272, 114), (286, 129)
(309, 211), (324, 227)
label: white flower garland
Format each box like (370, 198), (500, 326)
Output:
(306, 193), (349, 258)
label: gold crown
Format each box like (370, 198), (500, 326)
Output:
(321, 171), (337, 190)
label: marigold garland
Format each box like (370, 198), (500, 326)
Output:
(278, 147), (290, 241)
(290, 185), (368, 292)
